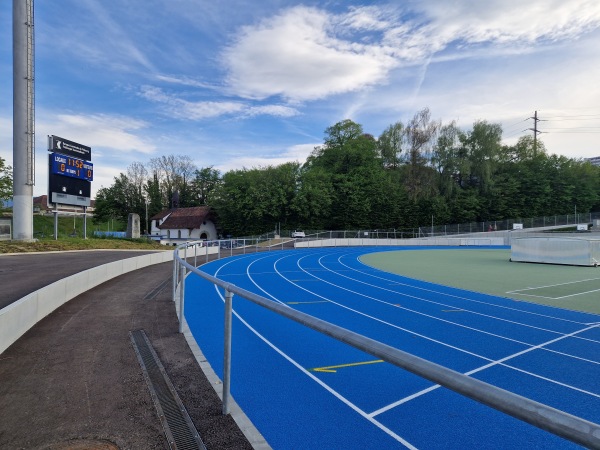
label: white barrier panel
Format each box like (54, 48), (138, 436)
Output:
(296, 238), (505, 248)
(0, 251), (173, 355)
(511, 237), (600, 266)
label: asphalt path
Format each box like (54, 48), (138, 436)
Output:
(0, 250), (252, 449)
(0, 250), (162, 308)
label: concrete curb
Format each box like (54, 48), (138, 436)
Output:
(0, 251), (173, 355)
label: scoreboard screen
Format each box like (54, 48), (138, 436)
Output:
(50, 153), (93, 181)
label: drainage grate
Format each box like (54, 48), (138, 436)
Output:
(130, 329), (206, 450)
(144, 278), (171, 300)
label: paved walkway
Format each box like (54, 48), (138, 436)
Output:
(0, 251), (252, 449)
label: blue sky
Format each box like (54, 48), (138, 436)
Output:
(2, 0), (600, 198)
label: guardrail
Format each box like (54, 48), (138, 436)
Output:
(173, 240), (600, 448)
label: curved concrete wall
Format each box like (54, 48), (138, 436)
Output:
(0, 251), (174, 355)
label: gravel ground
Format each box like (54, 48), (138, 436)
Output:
(0, 259), (253, 450)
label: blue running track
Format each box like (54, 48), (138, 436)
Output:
(183, 247), (600, 449)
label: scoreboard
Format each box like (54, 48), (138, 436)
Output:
(47, 135), (93, 207)
(50, 153), (93, 181)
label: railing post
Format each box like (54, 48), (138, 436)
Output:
(194, 242), (197, 267)
(178, 255), (186, 333)
(172, 251), (178, 302)
(206, 241), (209, 264)
(223, 289), (234, 415)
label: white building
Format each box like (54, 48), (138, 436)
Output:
(586, 156), (600, 166)
(150, 206), (217, 245)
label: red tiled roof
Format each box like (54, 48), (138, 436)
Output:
(150, 209), (173, 221)
(156, 207), (214, 230)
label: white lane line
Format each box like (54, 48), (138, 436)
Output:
(369, 323), (600, 418)
(507, 276), (600, 293)
(342, 252), (594, 326)
(285, 251), (600, 364)
(207, 258), (418, 450)
(338, 253), (600, 346)
(331, 253), (597, 333)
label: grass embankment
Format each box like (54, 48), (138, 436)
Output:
(1, 214), (165, 253)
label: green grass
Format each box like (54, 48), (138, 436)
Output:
(0, 215), (163, 253)
(32, 214), (126, 239)
(361, 249), (600, 314)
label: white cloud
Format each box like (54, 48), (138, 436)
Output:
(139, 86), (299, 119)
(221, 2), (600, 103)
(216, 143), (316, 172)
(222, 6), (398, 102)
(415, 0), (600, 45)
(38, 113), (156, 154)
(244, 105), (299, 118)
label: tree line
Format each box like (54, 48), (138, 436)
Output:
(93, 108), (600, 236)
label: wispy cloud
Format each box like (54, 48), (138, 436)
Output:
(221, 2), (600, 103)
(138, 86), (299, 120)
(39, 113), (156, 154)
(217, 143), (317, 172)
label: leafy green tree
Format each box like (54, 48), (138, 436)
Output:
(431, 121), (463, 197)
(377, 122), (404, 169)
(306, 120), (384, 229)
(192, 166), (221, 205)
(0, 156), (12, 203)
(291, 166), (334, 229)
(210, 163), (301, 236)
(145, 172), (163, 218)
(93, 173), (146, 224)
(459, 120), (503, 193)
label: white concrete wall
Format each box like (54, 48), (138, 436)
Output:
(0, 250), (175, 355)
(295, 237), (506, 248)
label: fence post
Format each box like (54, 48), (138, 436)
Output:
(223, 289), (234, 415)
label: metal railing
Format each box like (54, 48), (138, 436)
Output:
(173, 241), (600, 448)
(274, 212), (600, 240)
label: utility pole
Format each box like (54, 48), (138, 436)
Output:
(528, 110), (541, 157)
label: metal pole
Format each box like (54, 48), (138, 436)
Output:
(83, 206), (87, 239)
(12, 0), (35, 241)
(53, 204), (58, 240)
(172, 252), (177, 302)
(223, 289), (234, 415)
(194, 242), (197, 267)
(178, 254), (186, 333)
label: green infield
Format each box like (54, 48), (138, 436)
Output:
(360, 248), (600, 314)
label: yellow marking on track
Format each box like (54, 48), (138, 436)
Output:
(310, 360), (384, 373)
(287, 300), (329, 305)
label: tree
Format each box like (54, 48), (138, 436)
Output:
(402, 108), (440, 200)
(377, 122), (404, 169)
(431, 121), (463, 197)
(459, 120), (503, 193)
(93, 173), (146, 224)
(0, 157), (12, 203)
(145, 172), (163, 219)
(149, 154), (197, 208)
(192, 166), (221, 205)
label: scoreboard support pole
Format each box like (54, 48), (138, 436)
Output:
(83, 206), (87, 240)
(53, 204), (58, 240)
